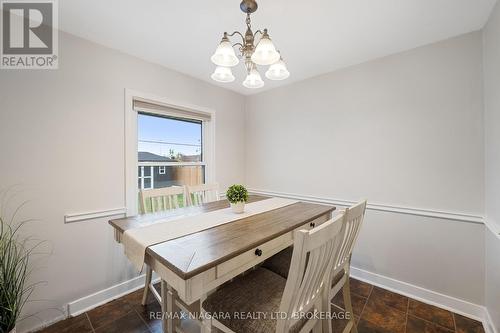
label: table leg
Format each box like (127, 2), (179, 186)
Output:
(200, 293), (211, 333)
(160, 280), (171, 333)
(161, 279), (181, 333)
(167, 285), (181, 332)
(142, 265), (152, 305)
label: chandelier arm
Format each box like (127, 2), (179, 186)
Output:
(253, 29), (264, 43)
(232, 42), (244, 52)
(227, 31), (245, 43)
(253, 29), (263, 37)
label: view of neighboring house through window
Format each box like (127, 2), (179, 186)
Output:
(137, 112), (205, 193)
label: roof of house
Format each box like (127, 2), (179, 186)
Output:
(138, 151), (175, 162)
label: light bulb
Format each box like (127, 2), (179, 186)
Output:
(211, 38), (239, 67)
(251, 31), (280, 66)
(211, 66), (235, 83)
(243, 68), (264, 89)
(265, 59), (290, 80)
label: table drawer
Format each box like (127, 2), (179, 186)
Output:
(216, 232), (292, 278)
(215, 214), (331, 279)
(306, 213), (330, 229)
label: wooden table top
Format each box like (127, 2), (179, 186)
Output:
(109, 195), (335, 279)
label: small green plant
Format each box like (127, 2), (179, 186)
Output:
(226, 185), (248, 204)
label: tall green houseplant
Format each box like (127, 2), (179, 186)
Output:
(0, 214), (36, 333)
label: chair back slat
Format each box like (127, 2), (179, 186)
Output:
(139, 186), (187, 214)
(186, 183), (220, 206)
(277, 213), (345, 332)
(333, 200), (367, 274)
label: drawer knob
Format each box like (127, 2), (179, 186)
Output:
(255, 248), (263, 256)
(310, 222), (316, 228)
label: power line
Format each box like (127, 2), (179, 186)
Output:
(138, 139), (201, 148)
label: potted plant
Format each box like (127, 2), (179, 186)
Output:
(226, 184), (249, 214)
(1, 212), (39, 333)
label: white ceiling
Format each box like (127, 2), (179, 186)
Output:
(59, 0), (497, 95)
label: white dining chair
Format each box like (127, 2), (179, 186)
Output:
(139, 186), (187, 306)
(328, 200), (367, 333)
(186, 183), (220, 206)
(139, 186), (187, 214)
(262, 200), (367, 333)
(201, 213), (346, 333)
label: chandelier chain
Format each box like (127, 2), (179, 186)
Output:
(246, 13), (251, 29)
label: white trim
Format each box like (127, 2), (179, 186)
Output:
(484, 218), (500, 239)
(67, 274), (161, 316)
(349, 266), (494, 332)
(485, 308), (499, 333)
(28, 275), (158, 332)
(125, 89), (216, 216)
(133, 99), (213, 121)
(26, 311), (68, 333)
(248, 188), (484, 224)
(64, 208), (126, 223)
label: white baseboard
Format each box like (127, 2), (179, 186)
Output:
(485, 308), (499, 333)
(24, 311), (67, 333)
(26, 275), (159, 333)
(350, 266), (494, 333)
(67, 274), (160, 316)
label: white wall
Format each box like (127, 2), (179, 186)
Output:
(245, 32), (485, 304)
(483, 1), (500, 330)
(0, 17), (495, 333)
(0, 31), (246, 332)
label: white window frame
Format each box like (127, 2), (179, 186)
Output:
(138, 166), (154, 189)
(158, 166), (166, 175)
(125, 89), (216, 216)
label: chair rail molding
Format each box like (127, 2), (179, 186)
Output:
(484, 218), (500, 239)
(248, 189), (484, 224)
(64, 208), (126, 223)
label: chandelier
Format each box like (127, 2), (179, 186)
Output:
(210, 0), (290, 89)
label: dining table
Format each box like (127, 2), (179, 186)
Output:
(109, 195), (336, 333)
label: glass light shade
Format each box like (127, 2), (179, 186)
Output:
(243, 68), (264, 89)
(265, 59), (290, 80)
(211, 66), (235, 83)
(211, 40), (239, 67)
(251, 36), (280, 65)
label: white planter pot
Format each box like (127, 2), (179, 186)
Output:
(230, 202), (245, 214)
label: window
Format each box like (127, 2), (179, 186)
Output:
(138, 165), (153, 189)
(137, 113), (205, 190)
(125, 91), (215, 215)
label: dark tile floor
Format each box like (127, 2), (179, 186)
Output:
(36, 278), (485, 333)
(331, 279), (485, 333)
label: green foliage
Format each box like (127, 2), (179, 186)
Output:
(226, 184), (248, 204)
(0, 211), (39, 333)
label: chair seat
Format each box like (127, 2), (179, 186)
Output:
(263, 246), (345, 286)
(202, 267), (306, 333)
(262, 246), (293, 279)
